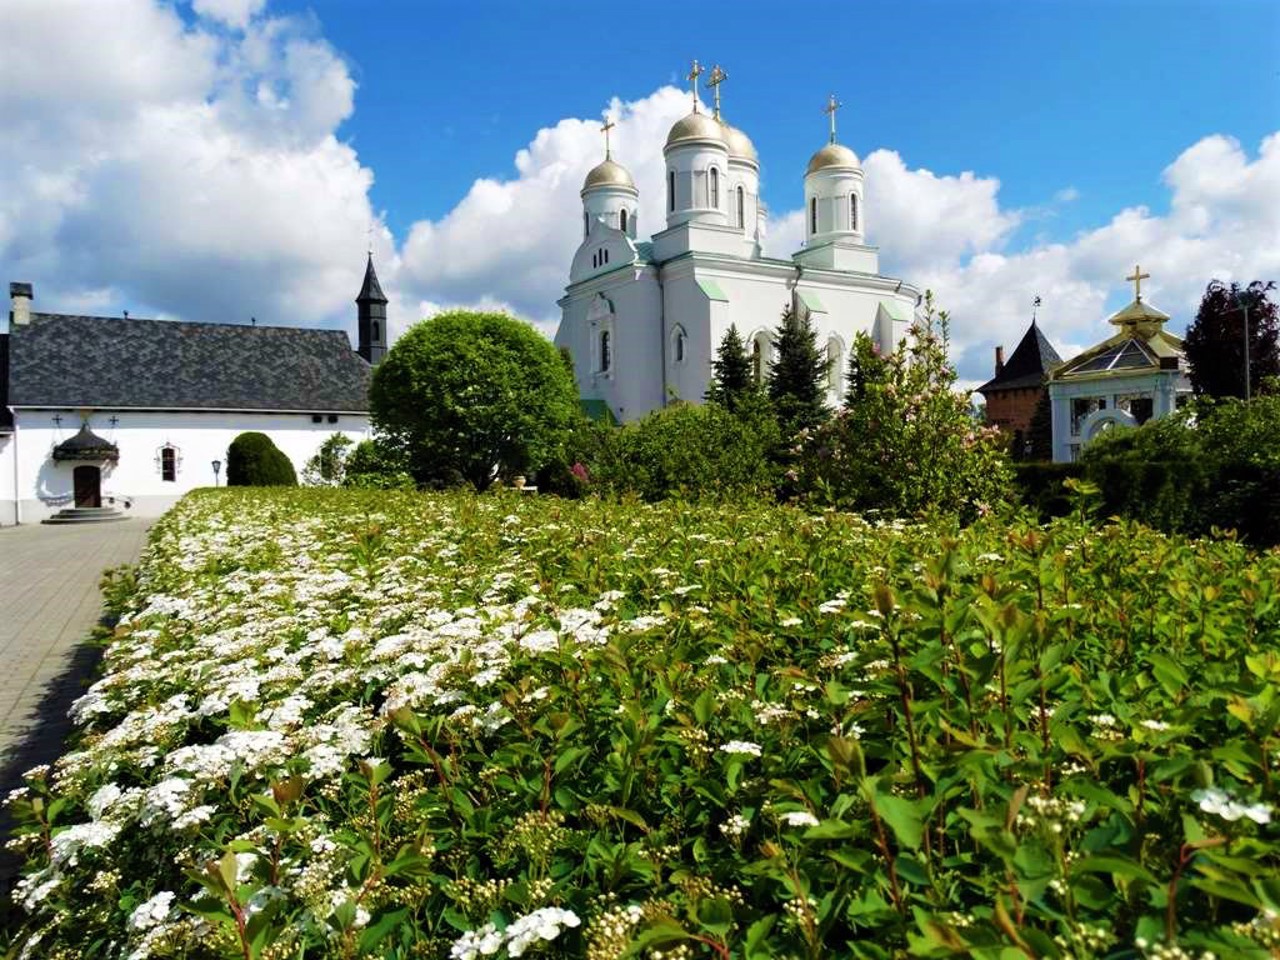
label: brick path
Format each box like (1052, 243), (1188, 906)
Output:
(0, 518), (152, 916)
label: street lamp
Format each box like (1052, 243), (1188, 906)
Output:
(212, 459), (222, 487)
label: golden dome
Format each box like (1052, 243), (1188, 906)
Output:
(665, 111), (727, 150)
(719, 120), (758, 164)
(582, 158), (636, 193)
(805, 142), (861, 175)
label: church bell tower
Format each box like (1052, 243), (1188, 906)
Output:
(356, 253), (387, 365)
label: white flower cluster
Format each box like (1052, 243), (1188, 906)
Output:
(1192, 787), (1272, 825)
(718, 740), (763, 757)
(450, 907), (582, 959)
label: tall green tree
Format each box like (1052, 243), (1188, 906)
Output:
(706, 324), (757, 412)
(369, 310), (581, 490)
(767, 306), (829, 435)
(1184, 279), (1279, 398)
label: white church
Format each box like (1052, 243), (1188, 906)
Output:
(556, 64), (921, 422)
(0, 259), (386, 525)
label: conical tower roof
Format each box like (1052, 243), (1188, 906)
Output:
(356, 254), (387, 304)
(978, 321), (1063, 393)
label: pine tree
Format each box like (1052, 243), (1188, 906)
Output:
(706, 324), (756, 412)
(843, 331), (888, 406)
(767, 306), (829, 435)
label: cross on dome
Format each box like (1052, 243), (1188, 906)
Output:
(824, 93), (842, 144)
(687, 60), (704, 112)
(600, 117), (616, 159)
(1126, 264), (1151, 301)
(707, 64), (727, 120)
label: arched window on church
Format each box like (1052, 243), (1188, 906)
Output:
(736, 186), (745, 228)
(372, 320), (380, 342)
(710, 168), (719, 209)
(668, 171), (676, 212)
(751, 339), (762, 384)
(810, 197), (818, 235)
(600, 331), (612, 373)
(674, 328), (686, 363)
(850, 194), (859, 232)
(158, 444), (179, 483)
(619, 208), (628, 234)
(584, 211), (589, 239)
(826, 337), (842, 394)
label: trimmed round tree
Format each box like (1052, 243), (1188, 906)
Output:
(370, 310), (581, 490)
(226, 432), (298, 486)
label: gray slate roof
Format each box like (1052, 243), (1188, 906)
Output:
(977, 321), (1062, 394)
(5, 313), (371, 411)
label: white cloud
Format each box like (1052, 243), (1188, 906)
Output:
(193, 0), (267, 30)
(0, 0), (378, 334)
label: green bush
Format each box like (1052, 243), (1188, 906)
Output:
(1012, 461), (1085, 518)
(370, 310), (580, 490)
(793, 294), (1013, 520)
(341, 439), (415, 490)
(590, 399), (780, 501)
(225, 431), (297, 486)
(1080, 396), (1280, 546)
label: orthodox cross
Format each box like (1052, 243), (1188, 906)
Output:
(1126, 264), (1150, 301)
(52, 414), (62, 427)
(707, 64), (727, 120)
(600, 117), (616, 159)
(367, 222), (374, 256)
(1033, 295), (1042, 323)
(109, 416), (119, 428)
(687, 60), (703, 112)
(824, 93), (842, 144)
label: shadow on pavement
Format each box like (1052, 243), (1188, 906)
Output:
(0, 621), (109, 935)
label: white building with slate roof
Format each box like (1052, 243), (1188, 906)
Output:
(0, 259), (387, 524)
(556, 68), (921, 423)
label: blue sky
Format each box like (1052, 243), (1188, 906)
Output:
(1, 0), (1277, 384)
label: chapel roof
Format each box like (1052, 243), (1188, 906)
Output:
(7, 312), (371, 412)
(1051, 296), (1183, 382)
(977, 321), (1063, 394)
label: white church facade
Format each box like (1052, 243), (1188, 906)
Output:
(0, 259), (387, 525)
(556, 66), (921, 422)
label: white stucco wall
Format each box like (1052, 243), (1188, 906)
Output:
(1048, 369), (1189, 462)
(0, 409), (369, 525)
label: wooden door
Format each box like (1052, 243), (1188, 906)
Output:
(73, 465), (101, 508)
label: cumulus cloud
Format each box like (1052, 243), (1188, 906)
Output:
(0, 0), (380, 334)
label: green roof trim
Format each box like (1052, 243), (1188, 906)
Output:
(797, 290), (826, 313)
(878, 299), (908, 321)
(580, 399), (618, 425)
(696, 278), (729, 302)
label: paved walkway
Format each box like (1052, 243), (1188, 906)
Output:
(0, 518), (152, 910)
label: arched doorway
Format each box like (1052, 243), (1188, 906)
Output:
(73, 465), (101, 508)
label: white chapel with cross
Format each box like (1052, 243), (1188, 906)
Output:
(1046, 265), (1192, 462)
(555, 64), (922, 422)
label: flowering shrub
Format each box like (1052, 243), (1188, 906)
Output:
(6, 489), (1280, 958)
(792, 294), (1012, 520)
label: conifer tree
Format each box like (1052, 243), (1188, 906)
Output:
(706, 324), (756, 412)
(1026, 389), (1054, 461)
(767, 305), (829, 435)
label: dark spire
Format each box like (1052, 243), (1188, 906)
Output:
(356, 253), (388, 305)
(356, 254), (388, 365)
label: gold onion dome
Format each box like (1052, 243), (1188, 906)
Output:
(719, 121), (758, 164)
(582, 158), (636, 192)
(805, 141), (860, 175)
(665, 111), (727, 149)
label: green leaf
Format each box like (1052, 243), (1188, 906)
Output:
(874, 793), (924, 851)
(359, 907), (410, 952)
(1070, 855), (1159, 886)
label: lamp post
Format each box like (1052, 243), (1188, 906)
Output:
(212, 459), (222, 487)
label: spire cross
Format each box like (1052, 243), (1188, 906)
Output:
(367, 222), (374, 257)
(1126, 264), (1151, 301)
(824, 93), (842, 144)
(687, 60), (703, 113)
(707, 64), (727, 120)
(600, 118), (616, 158)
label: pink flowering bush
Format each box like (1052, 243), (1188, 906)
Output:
(793, 293), (1012, 520)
